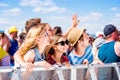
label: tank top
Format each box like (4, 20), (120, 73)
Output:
(34, 48), (45, 62)
(98, 41), (120, 63)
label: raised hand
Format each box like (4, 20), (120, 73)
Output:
(72, 14), (80, 28)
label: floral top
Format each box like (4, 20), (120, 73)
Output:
(46, 53), (69, 65)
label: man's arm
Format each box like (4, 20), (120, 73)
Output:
(115, 41), (120, 57)
(63, 14), (80, 37)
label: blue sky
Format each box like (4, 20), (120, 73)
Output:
(0, 0), (120, 34)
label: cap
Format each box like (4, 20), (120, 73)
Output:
(68, 28), (85, 46)
(104, 24), (116, 36)
(8, 26), (18, 33)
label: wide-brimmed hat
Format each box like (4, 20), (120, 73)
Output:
(68, 28), (85, 47)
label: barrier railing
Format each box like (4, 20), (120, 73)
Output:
(0, 63), (120, 80)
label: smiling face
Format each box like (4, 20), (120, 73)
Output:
(45, 23), (52, 37)
(40, 23), (53, 37)
(54, 37), (69, 54)
(35, 33), (50, 53)
(44, 35), (69, 57)
(82, 32), (91, 46)
(77, 31), (91, 48)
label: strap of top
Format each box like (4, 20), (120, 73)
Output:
(34, 48), (45, 62)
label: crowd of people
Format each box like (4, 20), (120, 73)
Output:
(0, 14), (120, 79)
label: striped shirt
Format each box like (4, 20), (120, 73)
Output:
(68, 45), (93, 65)
(34, 48), (45, 62)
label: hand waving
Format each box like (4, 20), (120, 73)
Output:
(72, 14), (80, 28)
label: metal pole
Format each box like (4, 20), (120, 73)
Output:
(89, 65), (97, 80)
(56, 67), (65, 80)
(113, 63), (120, 80)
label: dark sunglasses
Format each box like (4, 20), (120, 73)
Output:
(56, 40), (69, 46)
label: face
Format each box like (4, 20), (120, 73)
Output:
(10, 31), (18, 39)
(112, 30), (119, 40)
(36, 33), (50, 50)
(0, 34), (9, 46)
(54, 37), (69, 53)
(45, 24), (52, 37)
(80, 32), (90, 47)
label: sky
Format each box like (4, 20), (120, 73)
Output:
(0, 0), (120, 35)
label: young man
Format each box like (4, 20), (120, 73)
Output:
(98, 24), (120, 63)
(98, 24), (120, 80)
(68, 28), (94, 65)
(8, 26), (18, 66)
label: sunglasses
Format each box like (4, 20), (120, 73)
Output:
(56, 40), (69, 46)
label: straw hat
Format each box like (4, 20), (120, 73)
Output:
(8, 26), (18, 33)
(68, 28), (85, 46)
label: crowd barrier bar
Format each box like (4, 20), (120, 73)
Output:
(0, 63), (119, 80)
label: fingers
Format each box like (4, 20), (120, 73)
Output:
(65, 63), (71, 68)
(33, 61), (52, 69)
(26, 63), (34, 71)
(72, 14), (80, 27)
(72, 14), (77, 20)
(82, 59), (89, 64)
(21, 62), (34, 72)
(44, 61), (52, 68)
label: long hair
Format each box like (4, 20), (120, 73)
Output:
(17, 24), (46, 56)
(44, 35), (62, 58)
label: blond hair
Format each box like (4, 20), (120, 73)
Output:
(17, 24), (46, 56)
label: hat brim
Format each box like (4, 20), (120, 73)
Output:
(68, 28), (85, 47)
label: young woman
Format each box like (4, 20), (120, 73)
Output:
(44, 35), (70, 67)
(14, 24), (52, 70)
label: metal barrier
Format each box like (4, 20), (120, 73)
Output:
(0, 63), (120, 80)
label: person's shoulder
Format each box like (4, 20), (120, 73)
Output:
(26, 48), (34, 54)
(114, 41), (120, 57)
(115, 41), (120, 46)
(114, 41), (120, 47)
(24, 48), (35, 58)
(28, 48), (34, 52)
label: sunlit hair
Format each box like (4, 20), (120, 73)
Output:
(44, 35), (63, 57)
(25, 18), (41, 33)
(18, 24), (46, 56)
